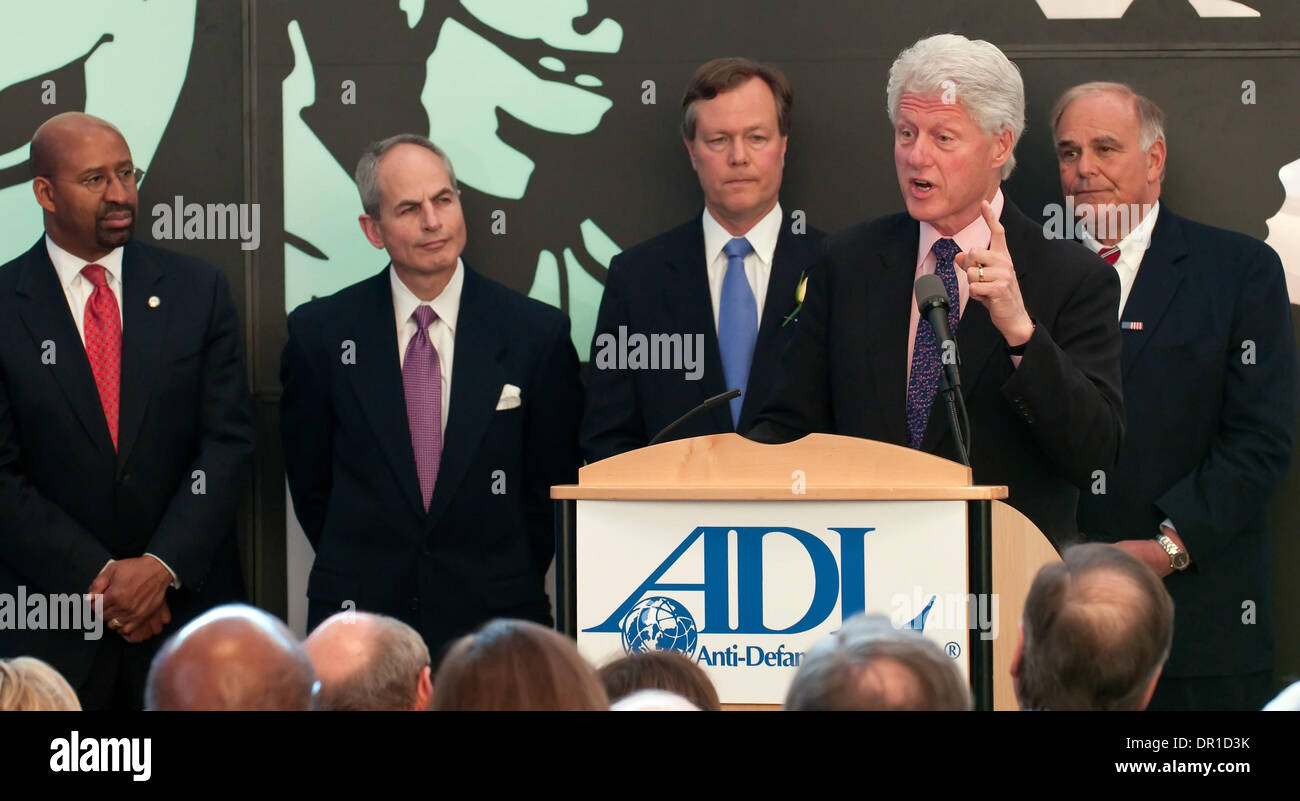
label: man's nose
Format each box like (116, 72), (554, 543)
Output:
(728, 137), (748, 165)
(421, 200), (442, 230)
(104, 172), (132, 203)
(1075, 149), (1098, 177)
(907, 135), (932, 167)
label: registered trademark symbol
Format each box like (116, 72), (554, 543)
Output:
(945, 641), (961, 658)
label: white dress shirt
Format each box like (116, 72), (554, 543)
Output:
(702, 202), (783, 331)
(46, 235), (125, 337)
(46, 236), (181, 588)
(1080, 200), (1161, 318)
(391, 259), (463, 436)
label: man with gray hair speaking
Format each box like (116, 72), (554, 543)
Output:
(750, 34), (1124, 547)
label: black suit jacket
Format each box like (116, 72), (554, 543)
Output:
(281, 264), (582, 658)
(0, 238), (253, 689)
(1077, 207), (1296, 677)
(748, 197), (1125, 547)
(582, 212), (825, 461)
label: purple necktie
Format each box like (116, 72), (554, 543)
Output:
(905, 238), (961, 449)
(403, 305), (442, 510)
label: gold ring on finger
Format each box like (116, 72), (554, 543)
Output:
(978, 266), (985, 282)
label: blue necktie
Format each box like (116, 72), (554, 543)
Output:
(718, 237), (757, 428)
(905, 238), (961, 449)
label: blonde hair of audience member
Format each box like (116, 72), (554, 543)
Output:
(432, 619), (608, 711)
(0, 657), (81, 711)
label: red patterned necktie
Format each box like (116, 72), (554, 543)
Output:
(81, 264), (121, 450)
(1099, 246), (1121, 265)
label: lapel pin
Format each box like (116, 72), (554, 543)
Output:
(148, 296), (161, 308)
(1121, 321), (1143, 330)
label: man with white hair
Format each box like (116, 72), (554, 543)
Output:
(750, 34), (1124, 547)
(305, 611), (433, 711)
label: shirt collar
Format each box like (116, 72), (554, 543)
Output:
(45, 234), (125, 289)
(1079, 201), (1161, 263)
(917, 188), (1005, 268)
(702, 202), (783, 267)
(390, 258), (464, 333)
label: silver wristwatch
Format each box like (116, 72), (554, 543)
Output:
(1157, 533), (1190, 571)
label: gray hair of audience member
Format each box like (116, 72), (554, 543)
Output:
(784, 613), (972, 711)
(610, 689), (701, 711)
(354, 133), (459, 217)
(1049, 81), (1167, 180)
(885, 33), (1026, 180)
(145, 604), (317, 711)
(0, 656), (81, 711)
(1015, 543), (1174, 711)
(305, 611), (431, 711)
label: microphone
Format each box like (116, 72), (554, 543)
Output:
(648, 389), (742, 446)
(915, 274), (961, 390)
(914, 275), (972, 465)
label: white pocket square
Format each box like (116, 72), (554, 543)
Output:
(495, 383), (522, 410)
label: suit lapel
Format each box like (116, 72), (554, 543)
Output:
(664, 217), (731, 431)
(1118, 208), (1187, 377)
(873, 216), (918, 446)
(424, 266), (507, 528)
(345, 269), (426, 520)
(13, 239), (115, 456)
(744, 222), (803, 422)
(116, 242), (166, 469)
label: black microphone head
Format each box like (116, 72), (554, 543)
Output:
(915, 273), (950, 314)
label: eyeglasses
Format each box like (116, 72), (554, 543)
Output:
(44, 166), (144, 194)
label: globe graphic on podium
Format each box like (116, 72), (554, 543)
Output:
(619, 596), (699, 658)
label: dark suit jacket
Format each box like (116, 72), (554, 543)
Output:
(582, 212), (825, 461)
(748, 197), (1125, 547)
(281, 264), (582, 658)
(0, 238), (253, 690)
(1077, 206), (1296, 677)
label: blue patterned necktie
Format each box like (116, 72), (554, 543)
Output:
(905, 238), (961, 449)
(718, 237), (757, 428)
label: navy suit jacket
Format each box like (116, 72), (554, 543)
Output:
(748, 198), (1125, 547)
(1077, 206), (1297, 677)
(0, 238), (253, 689)
(582, 212), (825, 461)
(281, 264), (582, 659)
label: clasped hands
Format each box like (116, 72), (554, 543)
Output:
(87, 556), (173, 644)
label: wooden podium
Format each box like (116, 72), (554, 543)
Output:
(552, 433), (1059, 710)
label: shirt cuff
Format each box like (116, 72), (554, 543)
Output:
(145, 553), (182, 589)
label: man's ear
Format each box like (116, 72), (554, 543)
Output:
(32, 178), (56, 214)
(684, 138), (699, 172)
(990, 127), (1014, 171)
(1145, 138), (1167, 186)
(415, 665), (433, 711)
(358, 214), (386, 250)
(1139, 665), (1163, 711)
(1010, 623), (1024, 679)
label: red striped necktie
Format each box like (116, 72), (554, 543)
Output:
(81, 263), (121, 450)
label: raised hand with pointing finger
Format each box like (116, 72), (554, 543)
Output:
(956, 200), (1035, 348)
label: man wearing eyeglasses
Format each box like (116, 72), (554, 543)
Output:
(0, 112), (254, 709)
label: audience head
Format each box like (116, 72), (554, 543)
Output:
(610, 689), (701, 711)
(145, 604), (317, 711)
(0, 656), (81, 711)
(432, 619), (608, 711)
(305, 611), (432, 711)
(785, 613), (972, 711)
(1012, 543), (1174, 711)
(598, 650), (720, 711)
